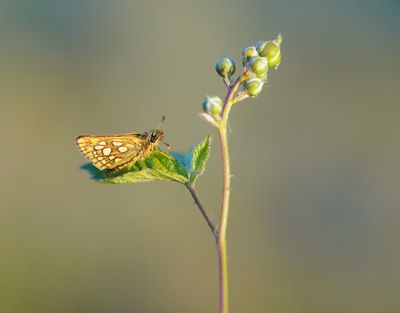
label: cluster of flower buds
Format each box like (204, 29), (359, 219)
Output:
(201, 34), (282, 122)
(242, 33), (282, 97)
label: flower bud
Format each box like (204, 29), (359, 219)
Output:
(215, 55), (236, 78)
(242, 46), (258, 66)
(248, 56), (268, 77)
(202, 96), (223, 116)
(256, 34), (282, 69)
(255, 70), (267, 81)
(255, 40), (267, 54)
(243, 78), (264, 97)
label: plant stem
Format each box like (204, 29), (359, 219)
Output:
(216, 72), (245, 313)
(185, 183), (217, 238)
(216, 126), (230, 313)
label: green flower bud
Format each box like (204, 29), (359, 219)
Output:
(256, 34), (282, 69)
(255, 40), (268, 54)
(242, 46), (258, 66)
(244, 78), (264, 97)
(255, 70), (267, 81)
(215, 55), (236, 78)
(248, 56), (268, 76)
(202, 95), (223, 116)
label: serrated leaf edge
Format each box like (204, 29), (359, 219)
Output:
(189, 135), (211, 184)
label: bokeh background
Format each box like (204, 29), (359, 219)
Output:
(1, 1), (399, 312)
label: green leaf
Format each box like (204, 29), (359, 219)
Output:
(80, 136), (211, 185)
(189, 135), (211, 184)
(81, 150), (188, 184)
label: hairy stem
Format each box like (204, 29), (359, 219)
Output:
(185, 183), (217, 238)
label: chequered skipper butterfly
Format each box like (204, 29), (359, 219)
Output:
(76, 116), (170, 176)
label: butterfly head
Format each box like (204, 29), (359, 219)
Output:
(147, 116), (170, 149)
(148, 129), (165, 144)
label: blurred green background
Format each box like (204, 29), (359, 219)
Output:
(1, 1), (399, 312)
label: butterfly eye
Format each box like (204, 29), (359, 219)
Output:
(150, 133), (158, 143)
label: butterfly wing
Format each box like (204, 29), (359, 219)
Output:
(76, 134), (147, 170)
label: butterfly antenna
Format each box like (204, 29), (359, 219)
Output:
(156, 115), (166, 129)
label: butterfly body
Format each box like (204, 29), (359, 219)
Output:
(76, 129), (167, 176)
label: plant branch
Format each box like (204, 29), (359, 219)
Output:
(231, 92), (250, 106)
(223, 75), (231, 88)
(221, 70), (248, 121)
(215, 70), (247, 313)
(216, 126), (230, 313)
(185, 182), (218, 238)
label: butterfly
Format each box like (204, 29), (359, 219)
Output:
(76, 116), (170, 176)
